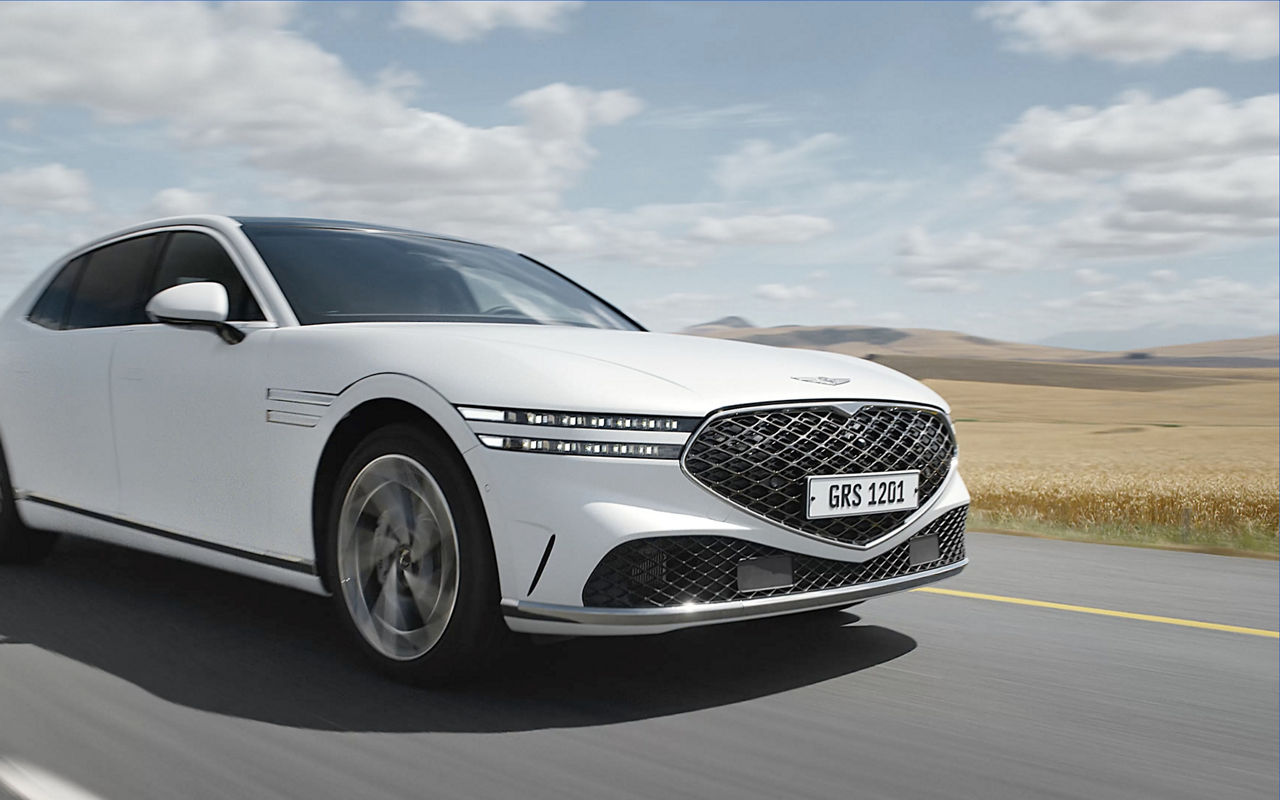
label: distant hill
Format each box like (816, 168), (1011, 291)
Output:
(684, 323), (1279, 368)
(1141, 335), (1280, 361)
(684, 316), (755, 332)
(1038, 323), (1272, 351)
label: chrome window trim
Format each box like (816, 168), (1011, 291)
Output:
(678, 400), (958, 551)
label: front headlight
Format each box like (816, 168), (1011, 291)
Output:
(475, 435), (685, 459)
(458, 406), (698, 459)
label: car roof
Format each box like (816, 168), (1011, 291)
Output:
(231, 217), (496, 249)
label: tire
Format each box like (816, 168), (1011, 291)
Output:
(0, 439), (56, 564)
(323, 423), (504, 683)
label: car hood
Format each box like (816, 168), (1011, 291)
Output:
(272, 324), (949, 417)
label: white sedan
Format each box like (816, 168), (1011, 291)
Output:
(0, 216), (968, 681)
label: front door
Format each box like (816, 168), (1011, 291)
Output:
(110, 229), (279, 553)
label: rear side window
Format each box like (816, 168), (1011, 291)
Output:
(64, 235), (162, 329)
(152, 232), (265, 321)
(27, 256), (86, 330)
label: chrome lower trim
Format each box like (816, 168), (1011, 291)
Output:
(502, 559), (965, 626)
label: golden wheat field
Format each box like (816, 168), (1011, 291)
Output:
(923, 369), (1280, 555)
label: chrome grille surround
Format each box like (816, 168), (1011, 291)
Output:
(582, 505), (967, 609)
(681, 402), (958, 547)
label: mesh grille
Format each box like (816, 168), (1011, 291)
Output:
(682, 404), (956, 546)
(582, 505), (967, 609)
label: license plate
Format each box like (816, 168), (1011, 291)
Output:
(806, 470), (920, 519)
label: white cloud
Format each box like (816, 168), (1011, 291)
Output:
(0, 5), (874, 275)
(898, 88), (1279, 284)
(1073, 267), (1114, 286)
(1148, 269), (1178, 283)
(396, 1), (583, 42)
(643, 103), (792, 130)
(149, 188), (214, 217)
(1116, 154), (1279, 236)
(712, 133), (845, 195)
(896, 226), (1040, 279)
(1051, 212), (1209, 258)
(0, 163), (92, 213)
(0, 3), (636, 199)
(991, 89), (1277, 187)
(690, 214), (834, 245)
(374, 65), (424, 100)
(753, 283), (817, 302)
(0, 2), (666, 257)
(1044, 275), (1279, 331)
(510, 82), (644, 140)
(978, 1), (1280, 64)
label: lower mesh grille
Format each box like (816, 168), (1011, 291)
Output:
(582, 505), (967, 609)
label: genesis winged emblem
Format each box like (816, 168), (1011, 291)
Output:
(791, 376), (850, 386)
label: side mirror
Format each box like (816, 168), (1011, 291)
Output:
(146, 282), (244, 344)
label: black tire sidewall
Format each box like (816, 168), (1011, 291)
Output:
(323, 423), (501, 682)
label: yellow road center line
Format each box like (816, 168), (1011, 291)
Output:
(911, 587), (1280, 639)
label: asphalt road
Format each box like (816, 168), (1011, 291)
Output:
(0, 532), (1275, 800)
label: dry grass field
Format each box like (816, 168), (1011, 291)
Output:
(927, 370), (1279, 556)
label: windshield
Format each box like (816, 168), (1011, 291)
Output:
(240, 225), (640, 330)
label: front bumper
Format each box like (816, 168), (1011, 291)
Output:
(465, 432), (970, 636)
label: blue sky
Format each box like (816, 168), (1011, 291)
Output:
(0, 1), (1276, 346)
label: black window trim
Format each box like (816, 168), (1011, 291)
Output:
(31, 232), (163, 331)
(25, 225), (276, 331)
(25, 253), (85, 331)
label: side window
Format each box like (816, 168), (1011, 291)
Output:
(64, 235), (162, 330)
(151, 232), (265, 322)
(28, 256), (87, 330)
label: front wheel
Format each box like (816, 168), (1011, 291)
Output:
(324, 424), (503, 683)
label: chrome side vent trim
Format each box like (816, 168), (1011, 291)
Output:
(266, 388), (337, 427)
(267, 410), (322, 427)
(266, 389), (336, 406)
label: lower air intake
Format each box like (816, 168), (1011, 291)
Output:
(582, 505), (967, 609)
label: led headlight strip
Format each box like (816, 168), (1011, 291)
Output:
(458, 406), (699, 459)
(475, 435), (684, 459)
(458, 406), (699, 432)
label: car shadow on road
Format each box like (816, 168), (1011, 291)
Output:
(0, 536), (916, 733)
